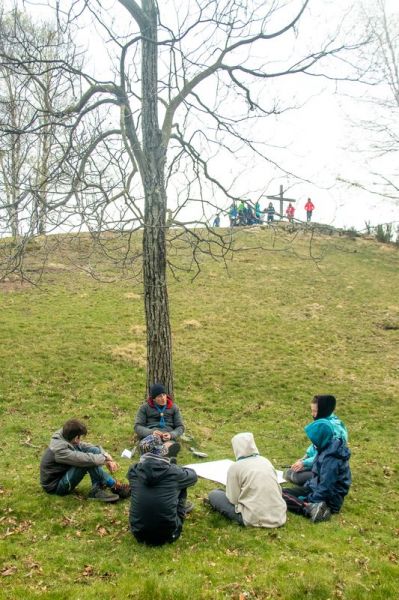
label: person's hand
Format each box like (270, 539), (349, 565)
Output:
(161, 432), (171, 441)
(291, 460), (304, 472)
(153, 430), (163, 437)
(105, 459), (119, 473)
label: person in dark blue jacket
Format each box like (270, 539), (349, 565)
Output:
(282, 419), (351, 522)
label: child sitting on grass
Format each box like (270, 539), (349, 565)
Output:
(40, 419), (130, 502)
(282, 418), (351, 523)
(284, 394), (348, 486)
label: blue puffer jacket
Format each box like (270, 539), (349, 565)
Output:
(302, 414), (348, 469)
(303, 420), (351, 513)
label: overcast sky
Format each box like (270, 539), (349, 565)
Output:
(9, 0), (399, 231)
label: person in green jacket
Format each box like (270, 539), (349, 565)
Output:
(284, 395), (348, 486)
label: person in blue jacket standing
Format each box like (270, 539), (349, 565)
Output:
(284, 395), (348, 486)
(282, 419), (351, 522)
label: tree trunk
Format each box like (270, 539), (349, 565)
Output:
(141, 0), (174, 396)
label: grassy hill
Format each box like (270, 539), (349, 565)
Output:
(1, 226), (398, 599)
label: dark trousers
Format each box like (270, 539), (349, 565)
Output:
(208, 489), (244, 526)
(284, 468), (313, 486)
(282, 486), (308, 516)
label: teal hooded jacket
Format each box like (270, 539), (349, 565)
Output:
(302, 414), (348, 469)
(303, 419), (351, 512)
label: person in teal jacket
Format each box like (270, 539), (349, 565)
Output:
(284, 395), (348, 486)
(282, 418), (351, 522)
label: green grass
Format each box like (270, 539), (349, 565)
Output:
(1, 227), (398, 599)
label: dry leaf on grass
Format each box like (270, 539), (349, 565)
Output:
(1, 566), (17, 577)
(96, 525), (109, 537)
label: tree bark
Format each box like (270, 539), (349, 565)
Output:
(141, 0), (173, 396)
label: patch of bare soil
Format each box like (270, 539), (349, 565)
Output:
(0, 279), (33, 293)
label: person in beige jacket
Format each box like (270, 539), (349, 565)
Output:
(207, 432), (287, 527)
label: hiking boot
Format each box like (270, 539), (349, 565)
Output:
(88, 485), (119, 503)
(167, 442), (181, 458)
(110, 481), (131, 499)
(305, 501), (332, 523)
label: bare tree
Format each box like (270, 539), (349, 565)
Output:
(0, 0), (364, 394)
(340, 0), (399, 201)
(0, 8), (81, 240)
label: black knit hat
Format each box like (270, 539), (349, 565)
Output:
(314, 395), (336, 419)
(149, 383), (166, 399)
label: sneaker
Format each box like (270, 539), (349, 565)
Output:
(110, 481), (131, 499)
(305, 501), (332, 523)
(88, 485), (119, 503)
(167, 442), (181, 458)
(184, 501), (194, 516)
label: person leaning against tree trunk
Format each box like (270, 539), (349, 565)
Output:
(134, 383), (184, 458)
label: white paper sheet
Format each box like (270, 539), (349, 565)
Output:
(184, 459), (286, 485)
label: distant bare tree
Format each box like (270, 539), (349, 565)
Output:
(0, 0), (364, 394)
(341, 0), (399, 201)
(0, 8), (81, 239)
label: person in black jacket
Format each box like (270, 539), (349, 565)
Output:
(128, 434), (197, 546)
(134, 383), (184, 457)
(282, 419), (351, 523)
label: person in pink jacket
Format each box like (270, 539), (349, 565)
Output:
(304, 198), (315, 222)
(286, 203), (295, 222)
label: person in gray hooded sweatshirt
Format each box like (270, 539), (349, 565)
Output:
(207, 432), (286, 528)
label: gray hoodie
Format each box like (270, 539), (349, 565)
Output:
(226, 432), (286, 528)
(40, 429), (108, 493)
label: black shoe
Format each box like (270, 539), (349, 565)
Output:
(167, 442), (181, 458)
(88, 485), (119, 503)
(305, 501), (332, 523)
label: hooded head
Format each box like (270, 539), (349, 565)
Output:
(305, 419), (334, 451)
(312, 395), (336, 419)
(231, 432), (259, 460)
(139, 434), (168, 457)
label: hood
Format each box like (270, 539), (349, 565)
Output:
(314, 395), (336, 419)
(135, 454), (171, 486)
(147, 395), (174, 409)
(323, 438), (351, 461)
(231, 432), (259, 460)
(305, 419), (334, 451)
(52, 429), (65, 441)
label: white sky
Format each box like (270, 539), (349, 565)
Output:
(8, 0), (399, 231)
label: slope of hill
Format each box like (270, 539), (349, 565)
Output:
(1, 227), (398, 599)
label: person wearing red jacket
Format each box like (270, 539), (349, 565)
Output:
(286, 203), (295, 222)
(304, 198), (315, 222)
(134, 383), (184, 457)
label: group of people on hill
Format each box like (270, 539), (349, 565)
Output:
(40, 387), (350, 546)
(213, 198), (315, 227)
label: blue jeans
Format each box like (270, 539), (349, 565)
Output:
(55, 446), (111, 496)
